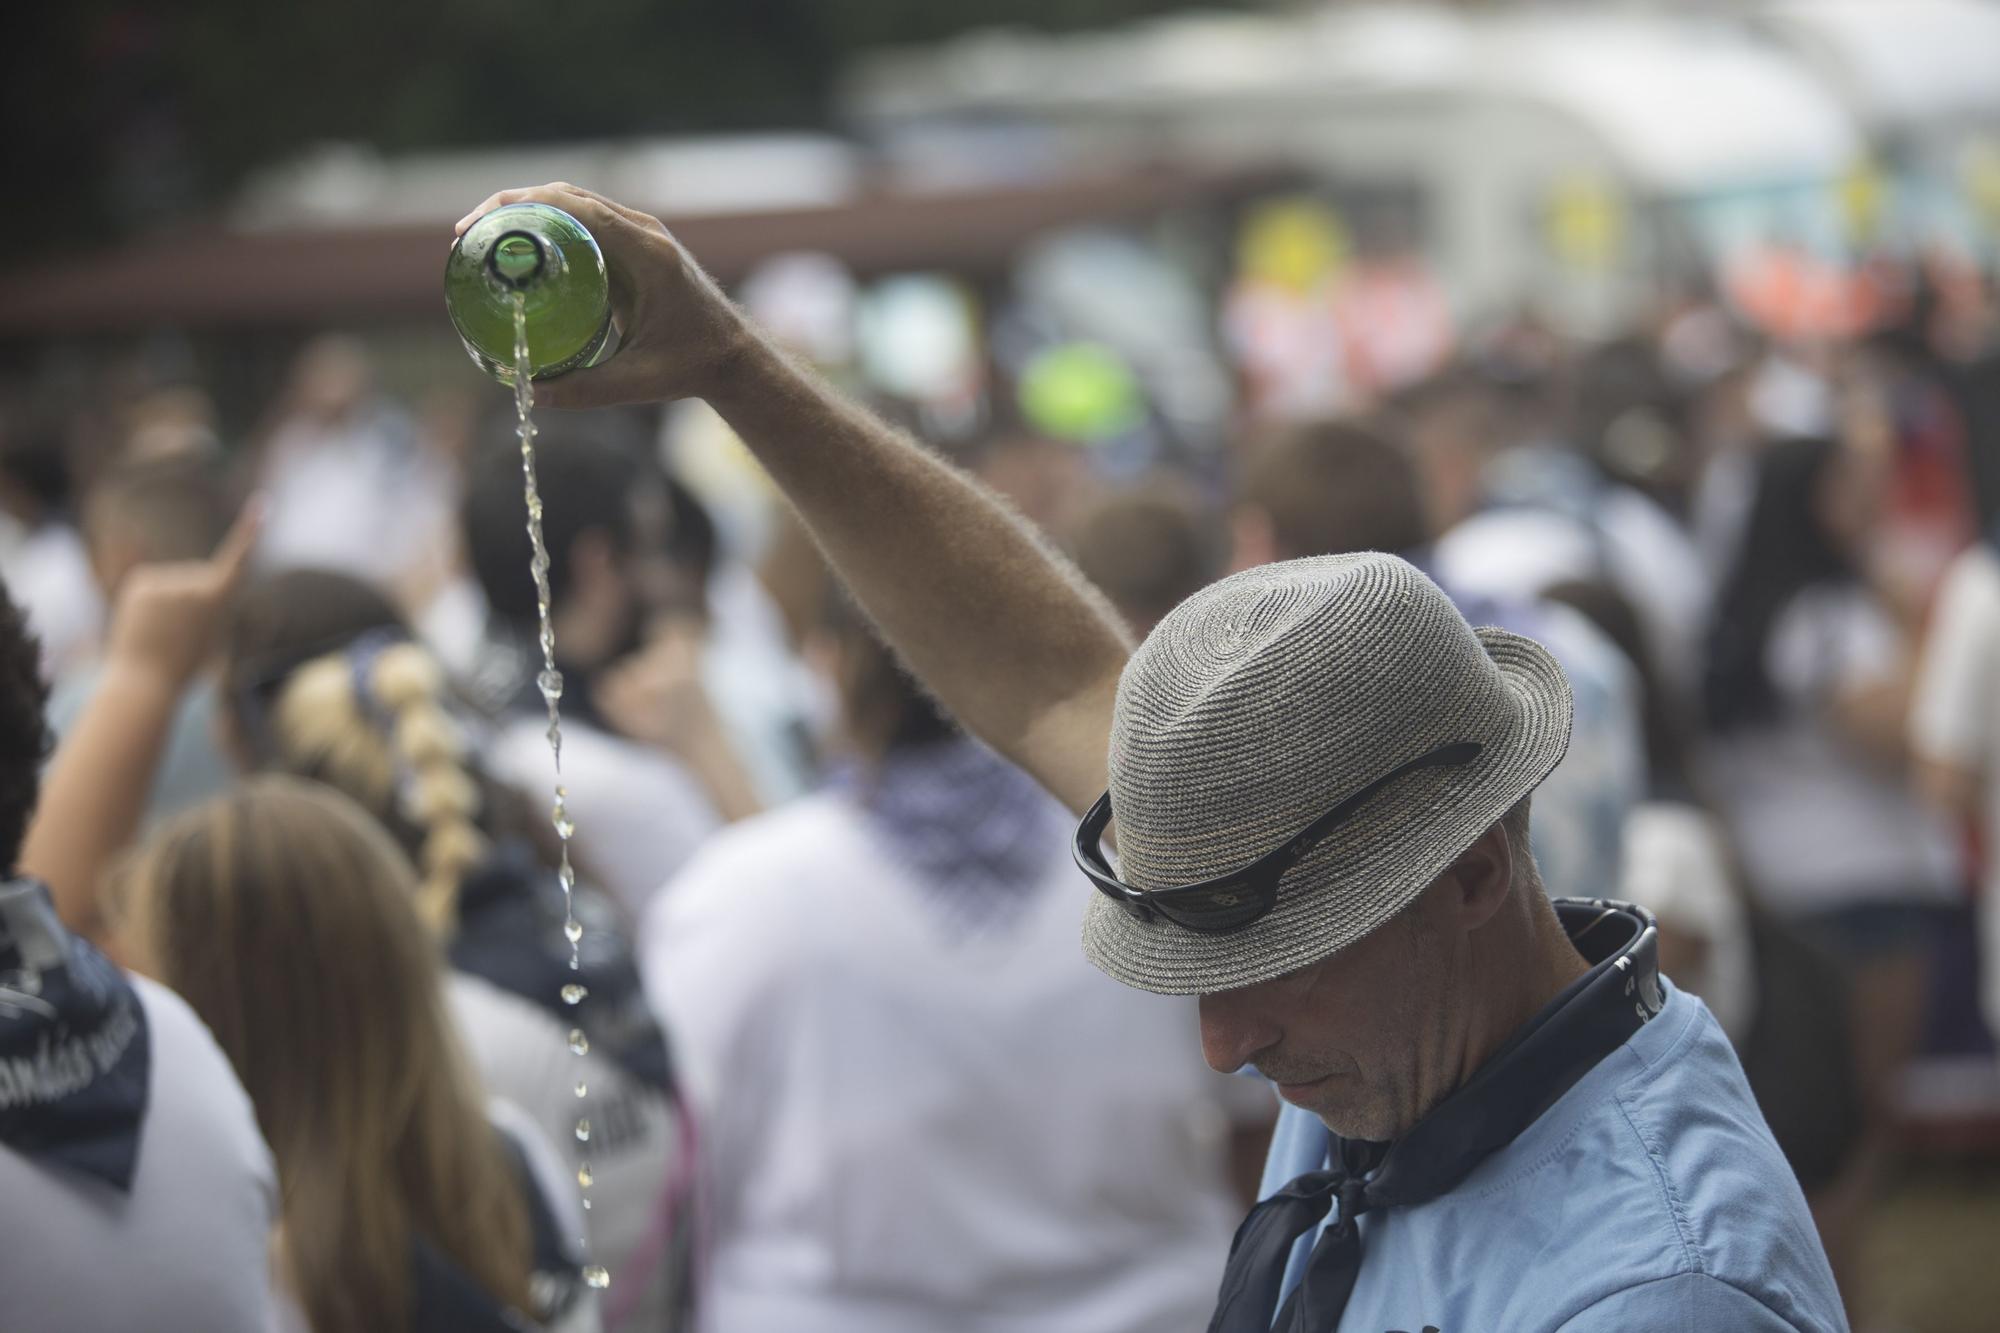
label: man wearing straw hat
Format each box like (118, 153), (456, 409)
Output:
(458, 186), (1848, 1332)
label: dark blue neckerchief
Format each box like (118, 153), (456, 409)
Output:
(1210, 899), (1664, 1333)
(830, 735), (1069, 939)
(0, 879), (152, 1192)
(409, 1123), (585, 1332)
(449, 841), (675, 1093)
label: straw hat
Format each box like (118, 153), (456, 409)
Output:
(1082, 553), (1573, 995)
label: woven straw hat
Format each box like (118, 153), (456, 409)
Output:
(1081, 553), (1573, 995)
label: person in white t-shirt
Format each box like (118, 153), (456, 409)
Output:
(112, 777), (601, 1333)
(253, 337), (459, 598)
(217, 567), (694, 1332)
(642, 597), (1245, 1333)
(22, 519), (601, 1333)
(460, 432), (725, 917)
(0, 568), (279, 1333)
(0, 414), (103, 681)
(1910, 539), (2000, 1039)
(1396, 359), (1714, 711)
(0, 952), (282, 1333)
(45, 455), (241, 826)
(1701, 434), (1958, 1129)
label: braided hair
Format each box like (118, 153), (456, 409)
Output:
(263, 642), (489, 930)
(223, 570), (509, 933)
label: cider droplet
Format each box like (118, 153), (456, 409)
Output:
(564, 918), (584, 945)
(575, 1117), (591, 1142)
(577, 1162), (594, 1189)
(574, 1080), (588, 1098)
(568, 1028), (590, 1056)
(583, 1265), (610, 1290)
(561, 983), (587, 1005)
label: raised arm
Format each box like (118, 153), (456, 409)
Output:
(20, 504), (260, 946)
(456, 184), (1132, 813)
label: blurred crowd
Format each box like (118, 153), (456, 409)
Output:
(3, 214), (2000, 1333)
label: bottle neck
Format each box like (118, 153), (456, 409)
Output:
(487, 229), (555, 292)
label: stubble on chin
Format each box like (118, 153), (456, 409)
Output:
(1314, 1101), (1401, 1143)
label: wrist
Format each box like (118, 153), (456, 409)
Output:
(97, 653), (194, 708)
(700, 311), (782, 409)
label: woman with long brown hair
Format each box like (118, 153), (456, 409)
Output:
(219, 567), (693, 1332)
(112, 775), (593, 1333)
(22, 520), (598, 1333)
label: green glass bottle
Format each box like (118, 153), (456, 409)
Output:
(445, 203), (614, 383)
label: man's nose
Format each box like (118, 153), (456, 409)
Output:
(1198, 987), (1282, 1075)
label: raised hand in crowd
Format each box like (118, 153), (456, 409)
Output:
(593, 615), (762, 823)
(20, 499), (263, 946)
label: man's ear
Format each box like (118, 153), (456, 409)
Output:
(1438, 821), (1514, 932)
(1229, 504), (1279, 573)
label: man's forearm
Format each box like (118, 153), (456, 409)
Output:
(454, 182), (1133, 811)
(705, 331), (1131, 813)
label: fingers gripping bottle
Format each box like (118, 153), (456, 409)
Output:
(445, 203), (615, 383)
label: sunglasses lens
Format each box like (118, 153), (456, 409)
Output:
(1155, 880), (1270, 933)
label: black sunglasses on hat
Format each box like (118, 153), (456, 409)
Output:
(1073, 741), (1484, 935)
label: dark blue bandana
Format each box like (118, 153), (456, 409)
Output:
(450, 842), (674, 1092)
(834, 736), (1069, 938)
(409, 1127), (586, 1332)
(1210, 899), (1664, 1333)
(0, 879), (152, 1192)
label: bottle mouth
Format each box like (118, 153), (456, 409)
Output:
(487, 230), (547, 289)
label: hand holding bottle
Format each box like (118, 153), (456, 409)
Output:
(454, 183), (755, 409)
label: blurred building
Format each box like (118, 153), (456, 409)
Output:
(848, 1), (2000, 337)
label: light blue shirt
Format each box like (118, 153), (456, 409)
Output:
(1255, 982), (1848, 1331)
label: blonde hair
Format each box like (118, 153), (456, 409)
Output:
(111, 776), (533, 1333)
(266, 642), (488, 932)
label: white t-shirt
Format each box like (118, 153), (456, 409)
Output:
(446, 973), (681, 1331)
(0, 519), (104, 680)
(417, 573), (492, 683)
(0, 976), (280, 1333)
(487, 1097), (603, 1333)
(257, 405), (456, 591)
(1433, 482), (1711, 704)
(1910, 543), (2000, 1031)
(701, 559), (831, 807)
(640, 793), (1243, 1333)
(1704, 585), (1959, 916)
(1620, 801), (1755, 1043)
(486, 717), (720, 921)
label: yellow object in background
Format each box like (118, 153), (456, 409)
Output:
(1837, 159), (1888, 245)
(1237, 198), (1351, 294)
(1964, 140), (2000, 233)
(1546, 174), (1623, 271)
